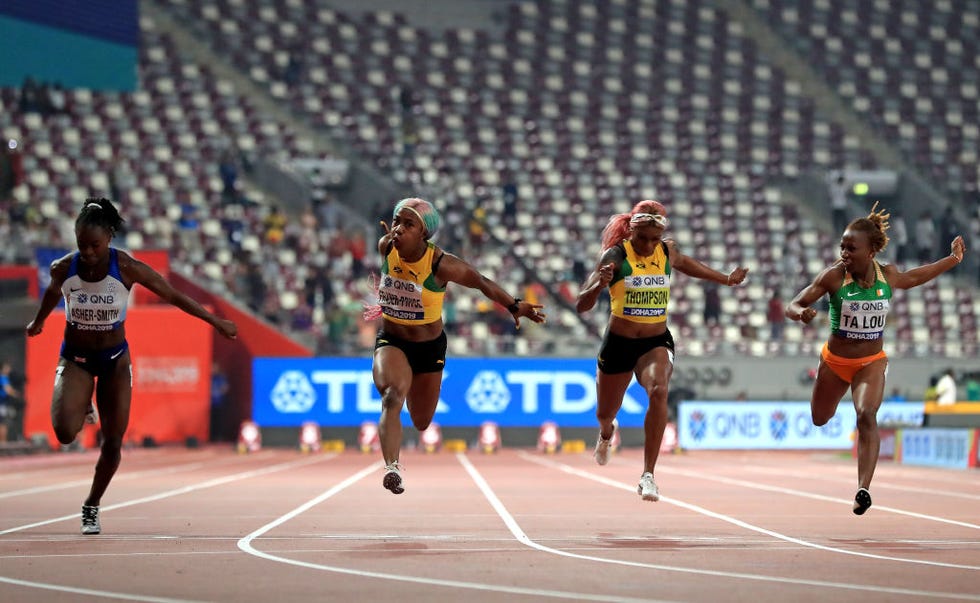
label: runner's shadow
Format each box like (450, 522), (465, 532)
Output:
(595, 533), (737, 550)
(348, 542), (430, 557)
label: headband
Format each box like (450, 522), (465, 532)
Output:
(630, 213), (668, 227)
(393, 198), (441, 237)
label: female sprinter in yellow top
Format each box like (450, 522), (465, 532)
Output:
(369, 198), (545, 494)
(577, 200), (748, 501)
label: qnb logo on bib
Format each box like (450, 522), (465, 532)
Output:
(379, 276), (424, 320)
(839, 300), (889, 341)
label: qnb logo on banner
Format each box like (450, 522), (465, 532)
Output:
(252, 357), (648, 427)
(135, 357), (201, 393)
(678, 401), (925, 450)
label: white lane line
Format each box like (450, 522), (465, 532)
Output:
(480, 456), (980, 601)
(720, 464), (980, 501)
(237, 461), (658, 602)
(517, 452), (980, 593)
(656, 465), (980, 530)
(0, 454), (333, 536)
(0, 450), (229, 481)
(0, 455), (249, 499)
(0, 453), (338, 602)
(0, 575), (206, 603)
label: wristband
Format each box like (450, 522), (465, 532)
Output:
(507, 298), (522, 314)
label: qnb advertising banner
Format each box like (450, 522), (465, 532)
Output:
(678, 401), (925, 450)
(253, 357), (647, 427)
(898, 428), (978, 469)
(25, 308), (212, 448)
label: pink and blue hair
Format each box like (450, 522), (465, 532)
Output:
(394, 197), (441, 239)
(600, 200), (668, 250)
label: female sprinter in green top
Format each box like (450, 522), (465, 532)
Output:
(786, 204), (966, 514)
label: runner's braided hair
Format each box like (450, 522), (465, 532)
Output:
(76, 197), (124, 235)
(846, 201), (890, 253)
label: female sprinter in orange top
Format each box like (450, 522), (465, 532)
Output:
(26, 198), (237, 534)
(577, 200), (748, 501)
(369, 198), (545, 494)
(786, 204), (965, 514)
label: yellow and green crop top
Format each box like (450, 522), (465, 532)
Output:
(609, 241), (671, 324)
(828, 261), (892, 341)
(378, 241), (446, 325)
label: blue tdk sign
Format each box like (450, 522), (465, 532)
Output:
(252, 357), (649, 427)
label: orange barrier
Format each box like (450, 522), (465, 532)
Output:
(169, 271), (312, 439)
(24, 307), (212, 449)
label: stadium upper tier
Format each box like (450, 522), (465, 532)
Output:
(3, 0), (977, 358)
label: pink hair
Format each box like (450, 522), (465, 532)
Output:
(600, 200), (668, 251)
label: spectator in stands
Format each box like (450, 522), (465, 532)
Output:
(884, 387), (907, 403)
(0, 360), (22, 443)
(348, 229), (367, 279)
(935, 368), (957, 406)
(218, 149), (240, 205)
(209, 362), (230, 442)
(501, 172), (518, 227)
(468, 204), (487, 251)
(304, 263), (334, 310)
(47, 82), (69, 115)
(576, 200), (748, 502)
(915, 210), (936, 264)
(938, 206), (958, 265)
(702, 281), (721, 326)
(889, 209), (909, 264)
(25, 197), (238, 535)
(398, 87), (416, 115)
(365, 198), (545, 494)
(0, 139), (24, 202)
(18, 77), (43, 113)
(785, 203), (966, 516)
(767, 290), (785, 341)
(283, 47), (304, 87)
(828, 172), (849, 235)
(262, 205), (287, 245)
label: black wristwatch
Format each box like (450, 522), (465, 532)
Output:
(507, 298), (522, 314)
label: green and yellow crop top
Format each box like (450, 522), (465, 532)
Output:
(828, 262), (892, 341)
(378, 241), (446, 325)
(609, 241), (671, 324)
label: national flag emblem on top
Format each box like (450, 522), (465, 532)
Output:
(877, 288), (883, 295)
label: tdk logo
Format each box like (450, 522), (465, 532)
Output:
(270, 370), (317, 413)
(465, 371), (511, 413)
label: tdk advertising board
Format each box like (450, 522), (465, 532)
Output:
(252, 357), (650, 428)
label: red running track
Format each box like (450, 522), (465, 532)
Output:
(1, 446), (978, 602)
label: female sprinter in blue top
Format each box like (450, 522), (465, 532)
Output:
(26, 198), (237, 534)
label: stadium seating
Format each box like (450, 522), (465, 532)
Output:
(4, 0), (977, 357)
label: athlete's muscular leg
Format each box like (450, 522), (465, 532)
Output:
(373, 346), (412, 465)
(850, 359), (887, 490)
(635, 347), (673, 475)
(85, 354), (132, 507)
(595, 371), (631, 440)
(809, 360), (850, 426)
(50, 360), (95, 445)
(405, 372), (443, 432)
